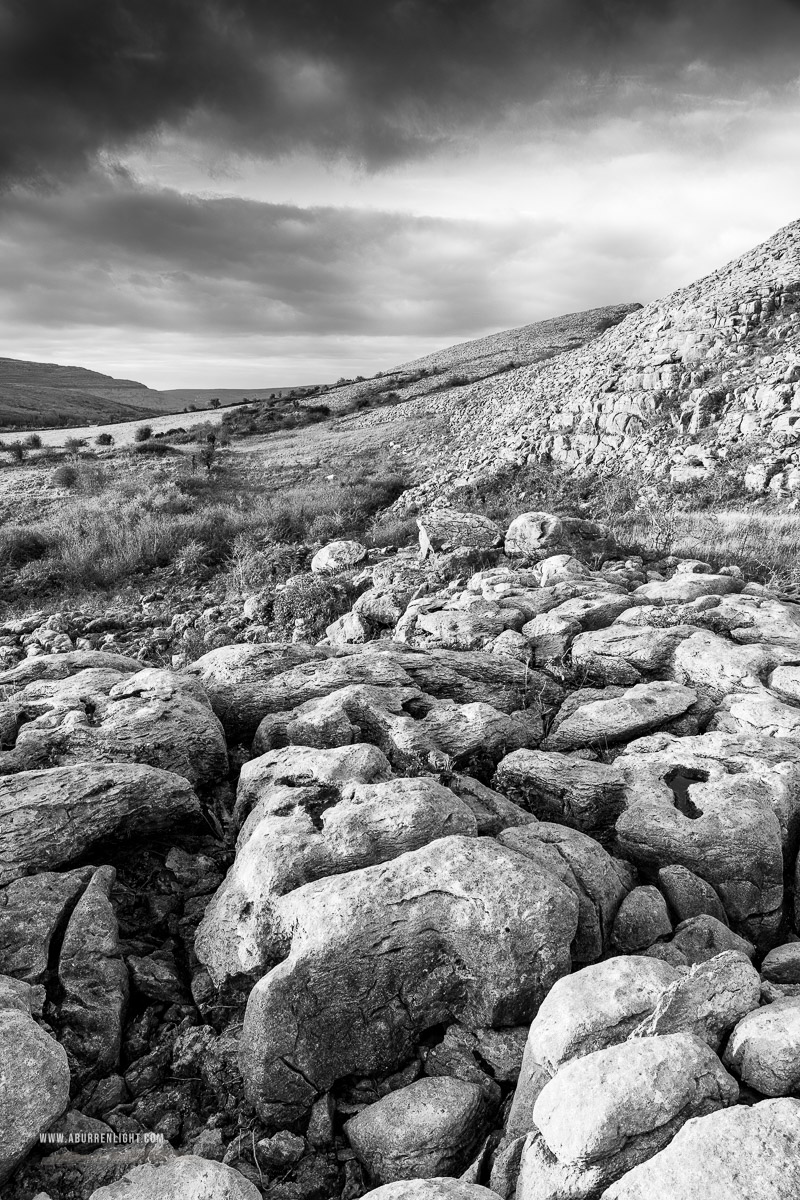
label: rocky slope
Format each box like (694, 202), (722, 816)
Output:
(309, 304), (638, 415)
(3, 508), (800, 1199)
(0, 357), (186, 428)
(355, 219), (800, 508)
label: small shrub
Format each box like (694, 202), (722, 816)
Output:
(272, 576), (352, 640)
(53, 464), (79, 488)
(24, 433), (42, 449)
(131, 440), (176, 456)
(0, 527), (50, 569)
(134, 424), (153, 442)
(64, 437), (88, 453)
(7, 443), (24, 462)
(95, 432), (114, 446)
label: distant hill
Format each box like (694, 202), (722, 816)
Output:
(396, 303), (642, 376)
(162, 387), (315, 409)
(0, 357), (187, 429)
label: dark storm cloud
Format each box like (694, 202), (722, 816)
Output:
(0, 176), (569, 338)
(3, 0), (800, 184)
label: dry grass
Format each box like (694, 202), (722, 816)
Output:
(618, 506), (800, 589)
(0, 447), (410, 603)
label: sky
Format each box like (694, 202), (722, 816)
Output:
(2, 1), (800, 389)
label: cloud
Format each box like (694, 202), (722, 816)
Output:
(3, 0), (800, 184)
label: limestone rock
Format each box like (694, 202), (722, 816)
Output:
(0, 764), (201, 884)
(615, 770), (784, 945)
(545, 681), (696, 751)
(610, 886), (672, 953)
(417, 510), (502, 556)
(631, 950), (761, 1050)
(600, 1099), (800, 1199)
(0, 866), (95, 982)
(196, 773), (477, 985)
(762, 943), (800, 985)
(523, 1034), (737, 1197)
(186, 642), (336, 741)
(493, 750), (625, 840)
(2, 668), (227, 789)
(311, 539), (367, 575)
(345, 1077), (488, 1183)
(504, 512), (565, 556)
(498, 822), (632, 964)
(0, 980), (70, 1185)
(507, 956), (677, 1138)
(56, 865), (128, 1084)
(240, 835), (578, 1128)
(88, 1155), (261, 1199)
(657, 865), (728, 926)
(724, 997), (800, 1096)
(367, 1181), (500, 1199)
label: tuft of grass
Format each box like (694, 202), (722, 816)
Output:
(134, 424), (153, 442)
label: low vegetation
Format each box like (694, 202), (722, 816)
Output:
(0, 448), (410, 604)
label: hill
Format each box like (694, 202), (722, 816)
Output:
(311, 302), (640, 414)
(384, 218), (800, 504)
(0, 357), (186, 429)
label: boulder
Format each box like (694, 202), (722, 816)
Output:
(0, 764), (201, 884)
(571, 625), (694, 686)
(345, 1077), (488, 1183)
(661, 915), (756, 967)
(196, 775), (477, 985)
(311, 539), (367, 575)
(493, 750), (625, 840)
(326, 611), (373, 644)
(762, 943), (800, 985)
(0, 866), (95, 982)
(186, 642), (336, 741)
(0, 978), (70, 1185)
(233, 742), (392, 829)
(367, 1182), (500, 1200)
(656, 865), (728, 926)
(600, 1099), (800, 1199)
(610, 886), (672, 953)
(253, 682), (543, 771)
(56, 865), (128, 1084)
(545, 681), (696, 751)
(88, 1155), (261, 1199)
(724, 997), (800, 1096)
(519, 1034), (737, 1199)
(615, 771), (784, 945)
(417, 510), (502, 556)
(670, 630), (794, 699)
(498, 823), (632, 964)
(504, 512), (565, 556)
(506, 956), (678, 1138)
(634, 574), (744, 602)
(631, 950), (761, 1051)
(1, 668), (227, 789)
(0, 649), (140, 689)
(240, 836), (578, 1127)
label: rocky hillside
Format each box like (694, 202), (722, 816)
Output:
(0, 357), (186, 428)
(373, 219), (800, 508)
(3, 505), (800, 1199)
(309, 304), (639, 415)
